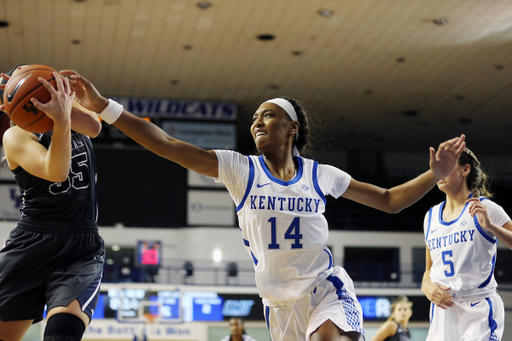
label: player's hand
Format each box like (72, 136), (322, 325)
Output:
(59, 70), (109, 114)
(425, 282), (454, 310)
(429, 135), (466, 180)
(467, 197), (493, 230)
(31, 72), (74, 123)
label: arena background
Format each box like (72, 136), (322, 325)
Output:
(1, 0), (512, 340)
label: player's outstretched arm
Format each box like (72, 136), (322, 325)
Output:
(342, 135), (466, 213)
(60, 70), (219, 177)
(421, 247), (454, 310)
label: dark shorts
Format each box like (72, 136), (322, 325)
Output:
(0, 218), (105, 323)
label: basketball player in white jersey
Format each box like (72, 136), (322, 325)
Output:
(64, 70), (466, 341)
(422, 147), (512, 341)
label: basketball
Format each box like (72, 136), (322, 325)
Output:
(2, 64), (57, 133)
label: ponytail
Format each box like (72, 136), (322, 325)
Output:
(458, 148), (493, 198)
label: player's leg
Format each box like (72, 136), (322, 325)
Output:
(43, 300), (88, 341)
(307, 267), (365, 341)
(0, 320), (33, 341)
(310, 320), (363, 341)
(426, 301), (459, 341)
(459, 294), (504, 341)
(43, 231), (104, 341)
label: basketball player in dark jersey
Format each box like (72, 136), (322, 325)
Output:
(0, 67), (104, 341)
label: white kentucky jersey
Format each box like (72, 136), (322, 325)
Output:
(215, 150), (352, 302)
(424, 195), (510, 299)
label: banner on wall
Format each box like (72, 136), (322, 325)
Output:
(187, 190), (234, 226)
(187, 170), (224, 188)
(115, 97), (237, 121)
(161, 121), (236, 150)
(82, 320), (206, 340)
(0, 184), (21, 219)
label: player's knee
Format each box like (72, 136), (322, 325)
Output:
(43, 313), (86, 341)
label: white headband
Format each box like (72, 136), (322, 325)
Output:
(262, 98), (300, 156)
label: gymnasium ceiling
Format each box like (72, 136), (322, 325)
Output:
(1, 0), (511, 157)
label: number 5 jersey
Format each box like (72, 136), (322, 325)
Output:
(424, 194), (510, 300)
(215, 150), (352, 302)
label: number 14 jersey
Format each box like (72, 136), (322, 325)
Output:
(215, 150), (352, 302)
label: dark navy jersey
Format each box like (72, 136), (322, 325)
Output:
(384, 321), (411, 341)
(12, 130), (98, 222)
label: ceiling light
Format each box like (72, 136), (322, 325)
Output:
(318, 9), (334, 17)
(111, 245), (121, 251)
(258, 34), (275, 41)
(403, 110), (419, 117)
(196, 1), (212, 9)
(433, 18), (448, 26)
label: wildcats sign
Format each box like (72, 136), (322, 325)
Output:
(115, 97), (237, 121)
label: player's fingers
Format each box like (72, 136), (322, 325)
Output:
(38, 77), (57, 95)
(30, 98), (46, 111)
(53, 72), (65, 93)
(0, 84), (5, 90)
(62, 76), (71, 95)
(1, 73), (10, 81)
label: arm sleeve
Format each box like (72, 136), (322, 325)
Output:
(214, 149), (250, 205)
(317, 164), (352, 199)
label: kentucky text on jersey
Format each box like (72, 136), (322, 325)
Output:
(427, 229), (476, 251)
(250, 195), (322, 212)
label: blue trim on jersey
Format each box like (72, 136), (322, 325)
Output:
(258, 155), (303, 186)
(430, 303), (435, 324)
(237, 157), (255, 212)
(265, 305), (270, 330)
(485, 298), (498, 340)
(439, 193), (473, 225)
(425, 207), (433, 242)
(323, 248), (333, 269)
(312, 161), (326, 205)
(250, 250), (259, 266)
(473, 214), (497, 244)
(478, 253), (496, 288)
(242, 238), (250, 247)
(326, 274), (345, 300)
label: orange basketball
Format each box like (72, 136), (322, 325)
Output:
(2, 65), (57, 133)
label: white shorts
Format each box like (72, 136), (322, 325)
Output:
(426, 291), (504, 341)
(263, 266), (365, 341)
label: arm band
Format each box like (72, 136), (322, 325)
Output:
(98, 99), (123, 124)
